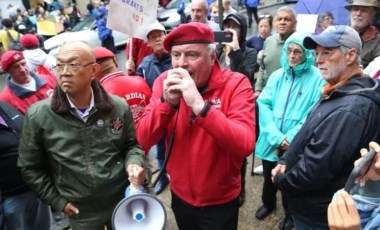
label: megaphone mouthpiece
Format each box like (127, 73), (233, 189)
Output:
(130, 199), (146, 222)
(112, 186), (167, 230)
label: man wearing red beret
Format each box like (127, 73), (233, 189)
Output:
(93, 46), (152, 124)
(0, 50), (57, 114)
(137, 22), (256, 229)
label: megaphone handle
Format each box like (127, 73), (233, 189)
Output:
(152, 129), (175, 188)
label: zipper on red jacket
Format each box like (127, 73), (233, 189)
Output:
(189, 113), (196, 126)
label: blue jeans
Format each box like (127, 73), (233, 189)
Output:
(352, 194), (380, 230)
(3, 191), (51, 230)
(292, 215), (329, 230)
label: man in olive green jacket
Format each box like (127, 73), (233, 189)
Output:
(18, 42), (147, 230)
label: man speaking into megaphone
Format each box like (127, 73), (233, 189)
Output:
(18, 41), (148, 230)
(137, 22), (256, 230)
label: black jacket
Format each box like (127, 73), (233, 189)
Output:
(274, 76), (380, 227)
(0, 101), (28, 196)
(216, 13), (258, 84)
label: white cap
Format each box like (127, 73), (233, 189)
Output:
(145, 21), (166, 39)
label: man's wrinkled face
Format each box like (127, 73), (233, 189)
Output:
(275, 11), (296, 36)
(7, 59), (30, 84)
(56, 46), (96, 96)
(170, 43), (216, 87)
(349, 6), (376, 32)
(315, 46), (346, 85)
(191, 1), (208, 23)
(147, 30), (166, 53)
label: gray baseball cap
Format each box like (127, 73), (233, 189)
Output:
(303, 25), (362, 55)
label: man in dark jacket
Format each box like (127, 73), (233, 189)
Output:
(272, 25), (380, 229)
(0, 101), (51, 230)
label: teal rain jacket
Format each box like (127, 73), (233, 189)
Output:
(255, 31), (326, 162)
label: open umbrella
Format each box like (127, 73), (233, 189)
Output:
(294, 0), (350, 26)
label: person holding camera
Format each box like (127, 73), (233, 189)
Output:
(136, 22), (256, 230)
(216, 13), (257, 85)
(328, 141), (380, 230)
(215, 12), (257, 207)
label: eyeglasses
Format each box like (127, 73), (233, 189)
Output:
(259, 14), (272, 19)
(287, 48), (304, 56)
(53, 62), (94, 73)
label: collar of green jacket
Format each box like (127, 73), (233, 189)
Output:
(51, 80), (114, 113)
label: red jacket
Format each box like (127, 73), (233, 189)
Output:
(137, 62), (256, 206)
(99, 71), (152, 124)
(125, 38), (153, 68)
(0, 72), (57, 114)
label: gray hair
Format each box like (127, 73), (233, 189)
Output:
(340, 46), (361, 65)
(275, 6), (297, 22)
(318, 11), (334, 25)
(207, 43), (216, 55)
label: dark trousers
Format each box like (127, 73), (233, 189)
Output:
(261, 159), (289, 213)
(101, 35), (117, 54)
(246, 6), (259, 27)
(0, 190), (3, 230)
(171, 191), (239, 230)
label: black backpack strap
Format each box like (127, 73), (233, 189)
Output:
(5, 29), (15, 42)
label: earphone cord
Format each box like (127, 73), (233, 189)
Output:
(149, 109), (180, 188)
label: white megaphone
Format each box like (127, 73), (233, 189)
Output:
(112, 184), (167, 230)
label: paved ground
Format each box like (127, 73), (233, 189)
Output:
(52, 156), (286, 230)
(155, 157), (286, 230)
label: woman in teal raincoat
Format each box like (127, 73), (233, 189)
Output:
(254, 31), (326, 228)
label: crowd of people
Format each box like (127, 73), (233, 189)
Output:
(1, 0), (380, 229)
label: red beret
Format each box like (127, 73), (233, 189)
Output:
(163, 22), (214, 51)
(1, 51), (24, 71)
(20, 34), (39, 49)
(93, 47), (118, 67)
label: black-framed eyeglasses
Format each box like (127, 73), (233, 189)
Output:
(53, 62), (95, 73)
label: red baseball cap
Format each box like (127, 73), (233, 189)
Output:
(20, 34), (39, 49)
(1, 50), (24, 71)
(163, 22), (214, 51)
